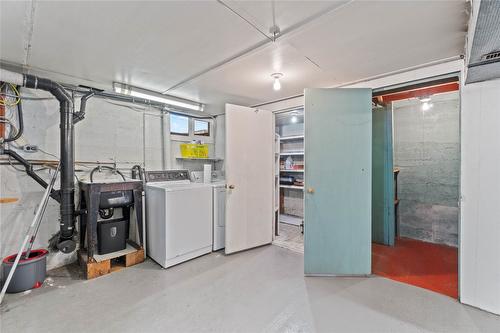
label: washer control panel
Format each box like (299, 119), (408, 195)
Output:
(145, 170), (190, 182)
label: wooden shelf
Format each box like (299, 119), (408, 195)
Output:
(280, 169), (303, 173)
(280, 151), (304, 156)
(280, 135), (304, 141)
(176, 157), (223, 161)
(280, 214), (303, 226)
(280, 185), (304, 190)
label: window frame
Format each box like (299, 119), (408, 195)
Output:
(169, 113), (190, 136)
(169, 113), (214, 143)
(193, 119), (210, 137)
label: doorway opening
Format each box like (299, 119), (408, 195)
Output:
(371, 77), (460, 299)
(267, 79), (459, 298)
(273, 108), (305, 253)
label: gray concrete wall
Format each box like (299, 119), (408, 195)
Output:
(393, 92), (460, 247)
(1, 89), (221, 269)
(0, 89), (166, 269)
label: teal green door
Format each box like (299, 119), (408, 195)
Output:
(372, 104), (395, 246)
(304, 88), (372, 276)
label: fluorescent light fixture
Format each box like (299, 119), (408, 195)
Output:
(271, 73), (283, 91)
(113, 82), (203, 111)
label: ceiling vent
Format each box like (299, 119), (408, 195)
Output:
(465, 0), (500, 84)
(481, 50), (500, 62)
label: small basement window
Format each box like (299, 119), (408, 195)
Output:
(194, 119), (210, 136)
(170, 114), (189, 135)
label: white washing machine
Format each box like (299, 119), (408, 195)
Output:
(145, 170), (212, 268)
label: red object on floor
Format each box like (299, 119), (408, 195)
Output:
(372, 237), (458, 299)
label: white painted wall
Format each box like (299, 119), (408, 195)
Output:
(0, 88), (164, 269)
(460, 78), (500, 315)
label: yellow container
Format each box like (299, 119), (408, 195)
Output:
(180, 144), (209, 158)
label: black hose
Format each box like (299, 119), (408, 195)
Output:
(3, 85), (24, 143)
(131, 164), (143, 180)
(90, 165), (126, 183)
(99, 208), (114, 219)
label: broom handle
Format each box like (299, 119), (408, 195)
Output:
(0, 163), (60, 304)
(24, 163), (60, 259)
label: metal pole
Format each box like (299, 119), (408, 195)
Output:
(0, 163), (60, 304)
(24, 164), (61, 259)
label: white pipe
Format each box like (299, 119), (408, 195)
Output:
(0, 68), (24, 86)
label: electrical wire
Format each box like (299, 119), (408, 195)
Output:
(0, 84), (21, 106)
(0, 93), (54, 101)
(0, 119), (18, 139)
(38, 148), (59, 159)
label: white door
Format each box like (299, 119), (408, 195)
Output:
(225, 104), (274, 254)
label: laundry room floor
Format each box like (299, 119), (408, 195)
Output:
(1, 245), (498, 333)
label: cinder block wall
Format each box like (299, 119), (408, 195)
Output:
(393, 92), (460, 247)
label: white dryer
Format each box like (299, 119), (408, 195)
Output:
(145, 170), (212, 268)
(212, 182), (226, 251)
(191, 171), (226, 251)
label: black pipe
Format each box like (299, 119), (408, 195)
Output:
(131, 165), (143, 181)
(23, 74), (76, 253)
(2, 86), (24, 143)
(2, 148), (60, 202)
(73, 91), (94, 124)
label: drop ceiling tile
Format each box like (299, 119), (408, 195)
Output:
(284, 1), (467, 84)
(0, 1), (32, 64)
(23, 1), (266, 92)
(171, 40), (336, 108)
(224, 0), (348, 37)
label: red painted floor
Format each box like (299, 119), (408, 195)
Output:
(372, 237), (458, 298)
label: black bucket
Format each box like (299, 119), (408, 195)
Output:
(1, 249), (48, 293)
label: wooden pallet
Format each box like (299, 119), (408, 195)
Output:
(78, 245), (145, 280)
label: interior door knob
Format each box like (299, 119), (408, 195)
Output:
(228, 184), (235, 189)
(307, 187), (315, 194)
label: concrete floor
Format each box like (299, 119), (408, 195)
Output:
(1, 245), (499, 333)
(273, 223), (304, 253)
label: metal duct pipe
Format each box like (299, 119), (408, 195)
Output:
(1, 69), (76, 253)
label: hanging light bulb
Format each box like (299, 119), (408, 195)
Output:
(271, 73), (283, 91)
(273, 78), (281, 91)
(291, 115), (298, 123)
(419, 96), (433, 111)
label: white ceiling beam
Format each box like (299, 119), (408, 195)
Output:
(217, 0), (273, 42)
(23, 0), (37, 67)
